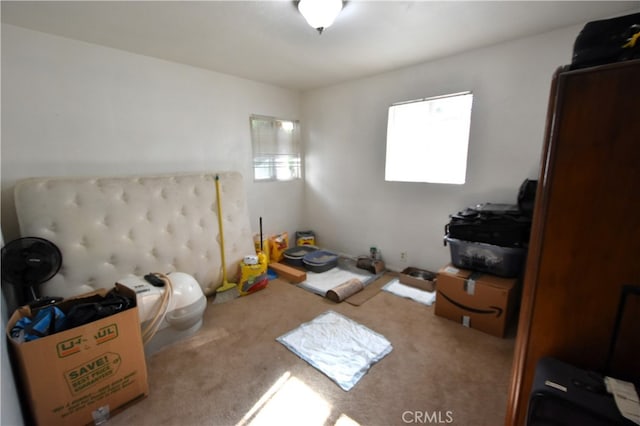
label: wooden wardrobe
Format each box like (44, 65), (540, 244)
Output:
(505, 59), (640, 425)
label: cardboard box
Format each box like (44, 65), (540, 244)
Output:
(6, 284), (149, 425)
(399, 267), (436, 292)
(434, 264), (518, 337)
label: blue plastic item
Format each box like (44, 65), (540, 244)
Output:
(11, 306), (66, 342)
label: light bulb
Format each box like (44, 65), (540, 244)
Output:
(298, 0), (343, 34)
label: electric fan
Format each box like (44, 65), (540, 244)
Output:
(1, 237), (63, 307)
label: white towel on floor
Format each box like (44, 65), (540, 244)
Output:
(298, 267), (372, 296)
(382, 278), (436, 306)
(277, 310), (393, 391)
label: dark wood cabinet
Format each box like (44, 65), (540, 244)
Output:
(505, 59), (640, 425)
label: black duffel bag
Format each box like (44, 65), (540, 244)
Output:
(572, 12), (640, 70)
(445, 203), (532, 248)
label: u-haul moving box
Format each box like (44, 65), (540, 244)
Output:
(6, 284), (149, 425)
(435, 264), (518, 337)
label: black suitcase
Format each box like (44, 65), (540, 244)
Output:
(445, 203), (532, 248)
(527, 285), (640, 425)
(572, 12), (640, 70)
(527, 357), (635, 426)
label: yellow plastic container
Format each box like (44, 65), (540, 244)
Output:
(269, 232), (289, 263)
(239, 261), (268, 296)
(295, 230), (316, 246)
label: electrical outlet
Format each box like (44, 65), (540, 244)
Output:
(400, 252), (408, 262)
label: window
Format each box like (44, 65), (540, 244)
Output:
(384, 92), (473, 184)
(250, 115), (301, 182)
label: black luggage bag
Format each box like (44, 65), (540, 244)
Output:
(527, 285), (640, 425)
(445, 203), (532, 248)
(527, 357), (635, 426)
(572, 12), (640, 70)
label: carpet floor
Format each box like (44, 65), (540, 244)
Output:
(108, 274), (516, 426)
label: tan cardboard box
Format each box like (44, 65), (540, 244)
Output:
(399, 267), (436, 292)
(435, 264), (517, 337)
(6, 284), (149, 425)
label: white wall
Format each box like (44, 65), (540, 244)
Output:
(301, 25), (581, 272)
(0, 25), (304, 424)
(2, 294), (25, 426)
(0, 24), (304, 245)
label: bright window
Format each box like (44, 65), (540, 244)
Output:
(384, 92), (473, 184)
(250, 115), (301, 182)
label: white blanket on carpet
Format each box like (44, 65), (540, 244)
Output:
(276, 311), (393, 391)
(298, 267), (373, 296)
(382, 278), (436, 306)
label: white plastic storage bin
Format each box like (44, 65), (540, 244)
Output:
(445, 237), (526, 277)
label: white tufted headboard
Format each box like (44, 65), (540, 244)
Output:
(13, 172), (255, 298)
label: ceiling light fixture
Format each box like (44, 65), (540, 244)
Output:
(298, 0), (343, 34)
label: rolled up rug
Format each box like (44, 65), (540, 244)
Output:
(326, 278), (364, 302)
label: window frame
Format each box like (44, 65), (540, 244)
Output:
(250, 114), (302, 183)
(384, 91), (473, 185)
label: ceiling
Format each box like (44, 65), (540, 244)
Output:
(2, 1), (638, 91)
